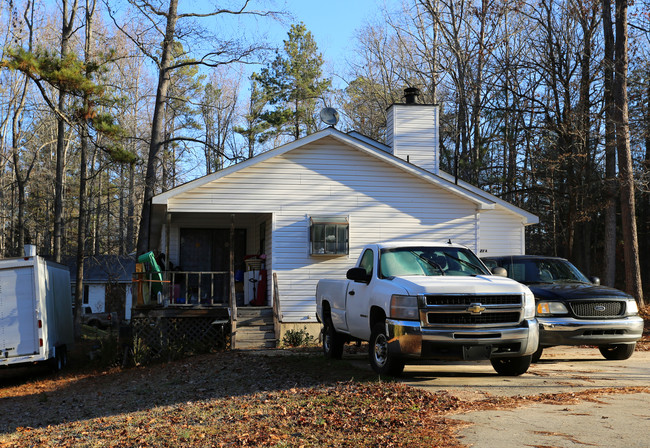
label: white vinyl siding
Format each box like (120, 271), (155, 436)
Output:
(478, 206), (526, 257)
(166, 137), (478, 322)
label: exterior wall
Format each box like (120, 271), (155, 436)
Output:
(86, 284), (106, 313)
(386, 104), (439, 174)
(166, 137), (479, 323)
(478, 206), (526, 257)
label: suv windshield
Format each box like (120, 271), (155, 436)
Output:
(499, 258), (590, 284)
(379, 247), (489, 278)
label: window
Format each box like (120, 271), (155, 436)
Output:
(309, 216), (349, 255)
(358, 249), (374, 276)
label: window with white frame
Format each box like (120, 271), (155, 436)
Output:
(309, 216), (349, 255)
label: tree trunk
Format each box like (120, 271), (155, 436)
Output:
(53, 0), (78, 263)
(602, 0), (617, 287)
(136, 0), (179, 255)
(613, 0), (644, 306)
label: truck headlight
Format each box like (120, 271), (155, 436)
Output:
(536, 301), (569, 316)
(523, 289), (536, 319)
(390, 295), (419, 321)
(626, 299), (639, 316)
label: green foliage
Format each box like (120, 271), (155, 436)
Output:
(281, 326), (315, 347)
(234, 79), (272, 158)
(2, 46), (136, 165)
(253, 22), (332, 140)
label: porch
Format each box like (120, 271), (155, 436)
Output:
(132, 264), (278, 354)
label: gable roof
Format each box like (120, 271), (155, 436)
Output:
(152, 127), (536, 224)
(65, 255), (135, 284)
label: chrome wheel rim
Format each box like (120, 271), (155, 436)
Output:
(374, 333), (388, 367)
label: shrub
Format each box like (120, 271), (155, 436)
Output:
(282, 327), (315, 347)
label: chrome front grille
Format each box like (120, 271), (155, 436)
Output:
(570, 301), (625, 318)
(425, 295), (522, 306)
(421, 294), (523, 327)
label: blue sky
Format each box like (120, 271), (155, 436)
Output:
(280, 1), (381, 61)
(265, 1), (389, 85)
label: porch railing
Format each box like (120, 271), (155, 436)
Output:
(133, 270), (231, 307)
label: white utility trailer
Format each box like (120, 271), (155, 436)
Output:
(0, 253), (73, 370)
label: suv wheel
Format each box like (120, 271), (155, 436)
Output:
(490, 355), (532, 376)
(599, 343), (635, 360)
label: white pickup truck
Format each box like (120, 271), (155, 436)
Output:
(316, 241), (539, 376)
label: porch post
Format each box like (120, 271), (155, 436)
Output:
(230, 213), (237, 348)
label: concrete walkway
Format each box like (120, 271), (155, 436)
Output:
(393, 346), (650, 447)
(453, 392), (650, 447)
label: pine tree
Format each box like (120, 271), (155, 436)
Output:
(254, 23), (331, 141)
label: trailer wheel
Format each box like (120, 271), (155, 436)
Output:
(51, 348), (64, 372)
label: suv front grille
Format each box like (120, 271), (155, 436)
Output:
(570, 301), (624, 318)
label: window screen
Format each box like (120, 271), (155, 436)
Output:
(309, 216), (349, 255)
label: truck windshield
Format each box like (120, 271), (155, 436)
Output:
(379, 247), (490, 278)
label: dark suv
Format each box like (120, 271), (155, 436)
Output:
(482, 255), (643, 362)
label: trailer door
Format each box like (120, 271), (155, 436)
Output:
(0, 266), (39, 358)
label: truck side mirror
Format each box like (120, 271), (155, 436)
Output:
(492, 267), (508, 277)
(347, 267), (370, 283)
(590, 276), (600, 285)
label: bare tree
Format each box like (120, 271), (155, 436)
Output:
(106, 0), (277, 255)
(613, 0), (644, 305)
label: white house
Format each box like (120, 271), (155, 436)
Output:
(144, 99), (538, 341)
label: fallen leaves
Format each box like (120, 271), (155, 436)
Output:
(1, 348), (649, 448)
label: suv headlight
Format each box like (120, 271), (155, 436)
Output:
(536, 301), (569, 316)
(523, 289), (536, 319)
(626, 299), (639, 316)
(390, 295), (419, 320)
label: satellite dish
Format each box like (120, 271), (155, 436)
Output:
(320, 107), (339, 127)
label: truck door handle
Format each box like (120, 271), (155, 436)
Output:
(348, 290), (355, 296)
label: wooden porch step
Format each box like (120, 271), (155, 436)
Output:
(237, 316), (274, 326)
(234, 306), (276, 350)
(237, 307), (273, 317)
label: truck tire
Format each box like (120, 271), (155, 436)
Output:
(369, 322), (405, 376)
(490, 355), (532, 376)
(323, 319), (344, 359)
(599, 343), (635, 360)
(531, 345), (544, 363)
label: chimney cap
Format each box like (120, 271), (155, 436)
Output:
(404, 87), (421, 104)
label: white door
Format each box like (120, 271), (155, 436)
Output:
(0, 267), (39, 358)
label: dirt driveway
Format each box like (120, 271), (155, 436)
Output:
(395, 346), (650, 448)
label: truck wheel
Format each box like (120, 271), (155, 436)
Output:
(369, 322), (405, 376)
(531, 345), (544, 363)
(323, 319), (344, 359)
(599, 343), (635, 360)
(490, 355), (532, 376)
